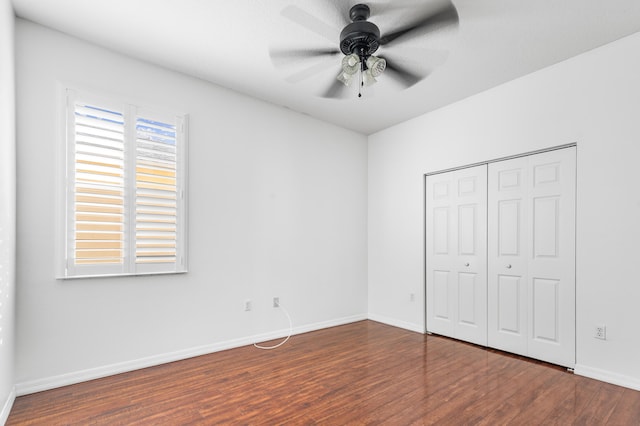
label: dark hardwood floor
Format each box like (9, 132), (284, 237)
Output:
(8, 320), (640, 425)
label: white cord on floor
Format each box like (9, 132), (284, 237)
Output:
(253, 304), (293, 350)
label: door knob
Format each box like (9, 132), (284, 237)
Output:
(506, 264), (512, 269)
(464, 262), (470, 267)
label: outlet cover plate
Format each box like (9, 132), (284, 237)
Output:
(595, 324), (606, 340)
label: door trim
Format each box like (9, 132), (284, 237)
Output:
(424, 143), (577, 177)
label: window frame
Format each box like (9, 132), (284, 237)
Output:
(58, 87), (188, 279)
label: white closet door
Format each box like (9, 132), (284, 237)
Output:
(527, 148), (576, 366)
(426, 165), (487, 346)
(488, 147), (576, 367)
(488, 157), (529, 356)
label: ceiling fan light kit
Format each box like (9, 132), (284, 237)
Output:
(337, 4), (384, 97)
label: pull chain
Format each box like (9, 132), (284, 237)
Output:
(358, 62), (364, 98)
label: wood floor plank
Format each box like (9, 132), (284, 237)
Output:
(572, 382), (626, 425)
(607, 389), (640, 425)
(8, 320), (640, 425)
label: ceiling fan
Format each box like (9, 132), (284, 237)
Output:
(270, 1), (459, 99)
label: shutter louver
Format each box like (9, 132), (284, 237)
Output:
(73, 104), (125, 265)
(135, 116), (178, 264)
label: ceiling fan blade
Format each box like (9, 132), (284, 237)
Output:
(332, 1), (351, 27)
(381, 46), (450, 65)
(379, 49), (450, 80)
(322, 76), (351, 99)
(379, 2), (458, 46)
(384, 59), (426, 88)
(269, 47), (341, 67)
(284, 56), (341, 84)
(281, 5), (340, 44)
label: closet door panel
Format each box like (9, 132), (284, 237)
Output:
(426, 165), (487, 345)
(533, 196), (560, 258)
(457, 271), (482, 337)
(426, 176), (455, 337)
(527, 148), (576, 367)
(532, 277), (560, 342)
(432, 270), (452, 322)
(454, 167), (487, 344)
(488, 157), (528, 356)
(497, 275), (523, 334)
(488, 147), (576, 367)
(498, 200), (521, 256)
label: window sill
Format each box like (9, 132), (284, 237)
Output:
(56, 270), (188, 280)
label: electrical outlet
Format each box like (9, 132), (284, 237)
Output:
(595, 324), (606, 340)
(244, 299), (252, 312)
(273, 297), (280, 308)
(410, 293), (415, 302)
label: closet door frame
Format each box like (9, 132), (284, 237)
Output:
(424, 143), (577, 366)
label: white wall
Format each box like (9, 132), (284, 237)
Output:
(368, 32), (640, 389)
(14, 9), (640, 400)
(0, 0), (16, 421)
(15, 19), (368, 392)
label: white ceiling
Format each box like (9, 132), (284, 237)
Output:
(11, 0), (640, 135)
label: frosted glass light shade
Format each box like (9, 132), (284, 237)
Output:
(337, 71), (355, 86)
(366, 56), (386, 77)
(342, 54), (360, 75)
(363, 70), (377, 86)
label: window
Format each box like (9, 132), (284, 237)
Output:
(61, 88), (187, 278)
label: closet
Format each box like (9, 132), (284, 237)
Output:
(425, 146), (576, 367)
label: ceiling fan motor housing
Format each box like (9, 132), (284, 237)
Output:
(339, 4), (380, 57)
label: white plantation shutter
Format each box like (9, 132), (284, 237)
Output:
(135, 116), (178, 265)
(63, 89), (187, 278)
(73, 104), (126, 267)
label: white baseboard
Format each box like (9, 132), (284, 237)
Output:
(15, 313), (367, 396)
(368, 313), (425, 334)
(1, 386), (16, 425)
(574, 364), (640, 391)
